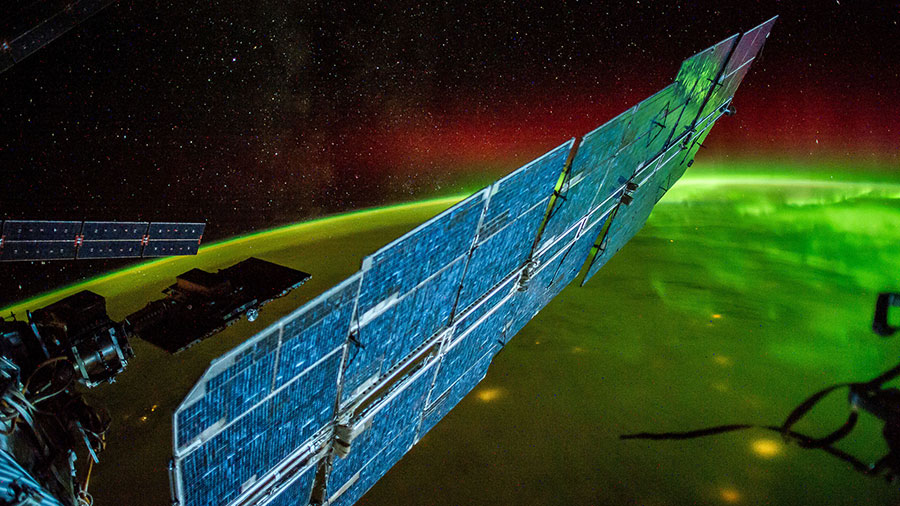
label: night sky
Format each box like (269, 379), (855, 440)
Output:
(1, 1), (898, 306)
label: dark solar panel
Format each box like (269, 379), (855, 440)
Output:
(0, 241), (76, 261)
(146, 222), (205, 240)
(76, 240), (142, 259)
(141, 239), (200, 257)
(81, 221), (147, 240)
(1, 220), (81, 241)
(0, 220), (203, 261)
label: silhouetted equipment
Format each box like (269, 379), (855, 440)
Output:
(874, 292), (900, 337)
(127, 257), (311, 353)
(622, 293), (900, 484)
(167, 17), (777, 506)
(0, 290), (133, 506)
(0, 255), (305, 504)
(0, 220), (205, 261)
(1, 0), (118, 75)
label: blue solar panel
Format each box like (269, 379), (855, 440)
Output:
(537, 109), (633, 250)
(171, 20), (775, 506)
(275, 275), (361, 389)
(431, 296), (515, 402)
(451, 275), (518, 337)
(581, 143), (690, 286)
(504, 228), (578, 340)
(621, 84), (678, 159)
(417, 351), (493, 440)
(356, 191), (486, 316)
(326, 361), (436, 506)
(667, 34), (739, 142)
(259, 463), (318, 506)
(342, 257), (466, 403)
(455, 139), (574, 312)
(176, 351), (340, 506)
(172, 276), (360, 506)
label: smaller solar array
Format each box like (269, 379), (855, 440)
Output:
(172, 17), (777, 506)
(0, 220), (205, 261)
(1, 0), (118, 75)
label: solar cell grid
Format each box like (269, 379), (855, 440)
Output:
(176, 350), (341, 506)
(356, 190), (486, 316)
(1, 220), (81, 241)
(81, 221), (147, 240)
(342, 257), (466, 404)
(432, 296), (514, 401)
(0, 241), (76, 261)
(172, 19), (776, 506)
(622, 84), (678, 158)
(416, 351), (493, 440)
(581, 143), (690, 285)
(538, 110), (632, 250)
(142, 239), (200, 257)
(147, 222), (205, 240)
(455, 198), (549, 312)
(259, 463), (318, 506)
(77, 240), (143, 259)
(327, 361), (436, 506)
(668, 34), (739, 141)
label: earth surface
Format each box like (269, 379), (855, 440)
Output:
(3, 160), (900, 506)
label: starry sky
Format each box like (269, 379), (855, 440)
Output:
(0, 0), (898, 305)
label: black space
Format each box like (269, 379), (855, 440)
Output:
(1, 1), (898, 307)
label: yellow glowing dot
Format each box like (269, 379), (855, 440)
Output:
(712, 314), (722, 319)
(534, 340), (541, 345)
(572, 346), (585, 354)
(711, 381), (729, 392)
(719, 487), (741, 503)
(151, 404), (158, 412)
(751, 438), (782, 458)
(139, 415), (148, 423)
(476, 387), (502, 402)
(713, 355), (732, 366)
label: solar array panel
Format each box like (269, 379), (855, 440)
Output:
(172, 17), (777, 506)
(0, 220), (205, 261)
(1, 0), (118, 75)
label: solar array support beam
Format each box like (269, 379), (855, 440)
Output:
(170, 17), (777, 506)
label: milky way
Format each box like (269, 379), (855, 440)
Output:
(1, 1), (897, 305)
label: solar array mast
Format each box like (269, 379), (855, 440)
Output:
(170, 17), (777, 506)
